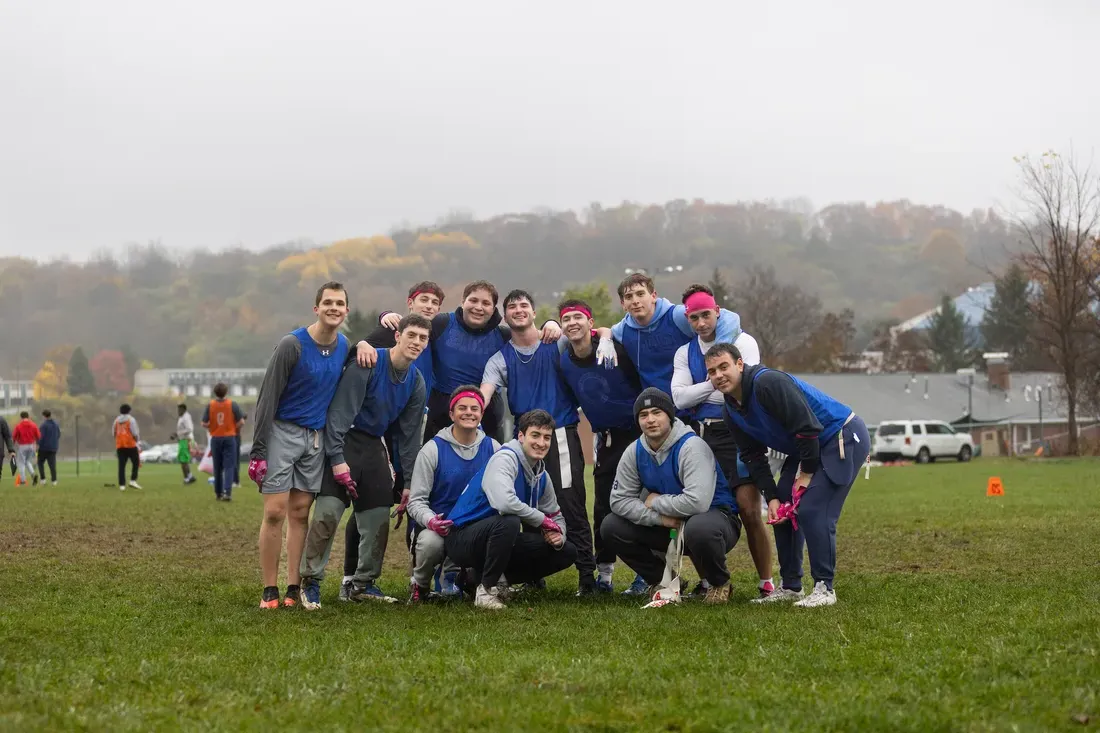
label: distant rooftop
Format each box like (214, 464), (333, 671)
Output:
(893, 282), (995, 333)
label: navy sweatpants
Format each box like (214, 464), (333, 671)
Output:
(772, 415), (870, 591)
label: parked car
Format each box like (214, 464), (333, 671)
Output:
(139, 443), (177, 464)
(872, 420), (974, 463)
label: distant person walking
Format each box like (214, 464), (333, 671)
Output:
(0, 415), (14, 479)
(203, 383), (244, 501)
(37, 410), (60, 485)
(12, 412), (40, 486)
(113, 404), (142, 491)
(172, 403), (197, 485)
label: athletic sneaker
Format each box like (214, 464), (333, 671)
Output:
(794, 581), (837, 608)
(475, 584), (506, 610)
(119, 485), (126, 492)
(595, 577), (614, 594)
(622, 575), (649, 596)
(758, 580), (776, 598)
(576, 574), (598, 597)
(32, 476), (38, 486)
(299, 580), (322, 610)
(688, 580), (710, 599)
(704, 583), (732, 604)
(349, 583), (387, 602)
(407, 582), (430, 604)
(439, 572), (461, 598)
(51, 481), (58, 486)
(259, 586), (280, 610)
(283, 585), (299, 608)
(751, 585), (805, 604)
(338, 580), (354, 602)
(128, 480), (142, 490)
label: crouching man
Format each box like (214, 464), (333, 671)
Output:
(444, 409), (578, 610)
(298, 315), (429, 609)
(405, 385), (500, 602)
(601, 388), (742, 604)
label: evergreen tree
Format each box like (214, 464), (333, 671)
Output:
(927, 294), (973, 372)
(707, 267), (731, 306)
(981, 264), (1036, 367)
(341, 308), (380, 341)
(67, 347), (96, 396)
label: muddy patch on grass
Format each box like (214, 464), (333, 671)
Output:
(0, 522), (254, 559)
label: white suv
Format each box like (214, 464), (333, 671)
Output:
(872, 420), (974, 463)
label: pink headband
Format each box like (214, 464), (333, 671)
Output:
(410, 289), (441, 304)
(559, 305), (592, 320)
(449, 390), (485, 412)
(684, 291), (718, 315)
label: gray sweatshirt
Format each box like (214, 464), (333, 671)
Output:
(610, 418), (718, 526)
(407, 427), (500, 528)
(482, 439), (567, 536)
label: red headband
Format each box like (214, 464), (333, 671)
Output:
(410, 289), (441, 304)
(684, 291), (718, 315)
(559, 305), (593, 320)
(449, 390), (485, 412)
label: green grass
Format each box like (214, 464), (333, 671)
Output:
(2, 459), (1099, 732)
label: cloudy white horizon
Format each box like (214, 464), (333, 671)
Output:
(1, 0), (1097, 261)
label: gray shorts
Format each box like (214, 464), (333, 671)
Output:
(261, 420), (325, 495)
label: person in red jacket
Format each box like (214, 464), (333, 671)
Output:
(12, 411), (41, 486)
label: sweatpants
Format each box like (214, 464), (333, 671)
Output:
(232, 436), (241, 486)
(601, 509), (742, 587)
(210, 436), (236, 499)
(116, 447), (139, 486)
(410, 527), (459, 588)
(16, 446), (36, 481)
(302, 430), (394, 587)
(36, 450), (57, 482)
(445, 514), (578, 590)
(771, 415), (870, 591)
(693, 419), (752, 489)
(592, 427), (639, 566)
(424, 388), (505, 445)
(543, 424), (595, 582)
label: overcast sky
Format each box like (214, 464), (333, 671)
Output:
(1, 0), (1097, 260)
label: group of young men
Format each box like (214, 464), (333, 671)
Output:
(247, 273), (869, 611)
(1, 409), (61, 485)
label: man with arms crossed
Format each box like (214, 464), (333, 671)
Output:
(250, 282), (355, 610)
(602, 388), (742, 604)
(405, 385), (500, 602)
(445, 409), (577, 610)
(671, 284), (774, 599)
(480, 290), (596, 595)
(298, 315), (428, 608)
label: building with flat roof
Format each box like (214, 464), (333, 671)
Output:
(134, 368), (265, 398)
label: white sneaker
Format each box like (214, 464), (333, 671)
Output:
(128, 480), (143, 490)
(750, 586), (805, 604)
(794, 581), (837, 608)
(475, 584), (507, 610)
(51, 481), (58, 486)
(119, 485), (126, 492)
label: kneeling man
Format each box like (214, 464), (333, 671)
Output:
(602, 388), (742, 604)
(445, 409), (578, 610)
(406, 385), (500, 602)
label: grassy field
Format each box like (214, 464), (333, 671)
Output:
(1, 458), (1098, 731)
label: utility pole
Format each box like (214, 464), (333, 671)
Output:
(75, 415), (81, 476)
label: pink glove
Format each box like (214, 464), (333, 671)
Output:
(426, 514), (454, 536)
(539, 516), (562, 534)
(334, 471), (358, 500)
(768, 501), (799, 531)
(248, 458), (267, 486)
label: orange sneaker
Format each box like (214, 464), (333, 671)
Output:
(283, 585), (299, 608)
(259, 586), (280, 609)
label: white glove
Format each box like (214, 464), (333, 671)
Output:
(596, 338), (619, 369)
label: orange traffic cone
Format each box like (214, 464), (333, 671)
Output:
(986, 477), (1004, 496)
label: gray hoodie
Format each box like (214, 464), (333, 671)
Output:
(482, 438), (567, 536)
(407, 427), (500, 528)
(610, 418), (717, 526)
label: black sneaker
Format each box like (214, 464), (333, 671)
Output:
(283, 585), (300, 608)
(407, 582), (430, 604)
(576, 575), (598, 597)
(32, 476), (39, 486)
(259, 586), (280, 609)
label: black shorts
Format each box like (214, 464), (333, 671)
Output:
(693, 419), (754, 489)
(320, 430), (396, 511)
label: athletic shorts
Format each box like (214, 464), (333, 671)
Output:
(696, 419), (754, 489)
(261, 420), (325, 495)
(177, 439), (192, 464)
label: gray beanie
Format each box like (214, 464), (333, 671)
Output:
(634, 387), (676, 425)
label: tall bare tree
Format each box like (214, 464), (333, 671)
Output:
(1011, 151), (1100, 455)
(728, 265), (822, 366)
